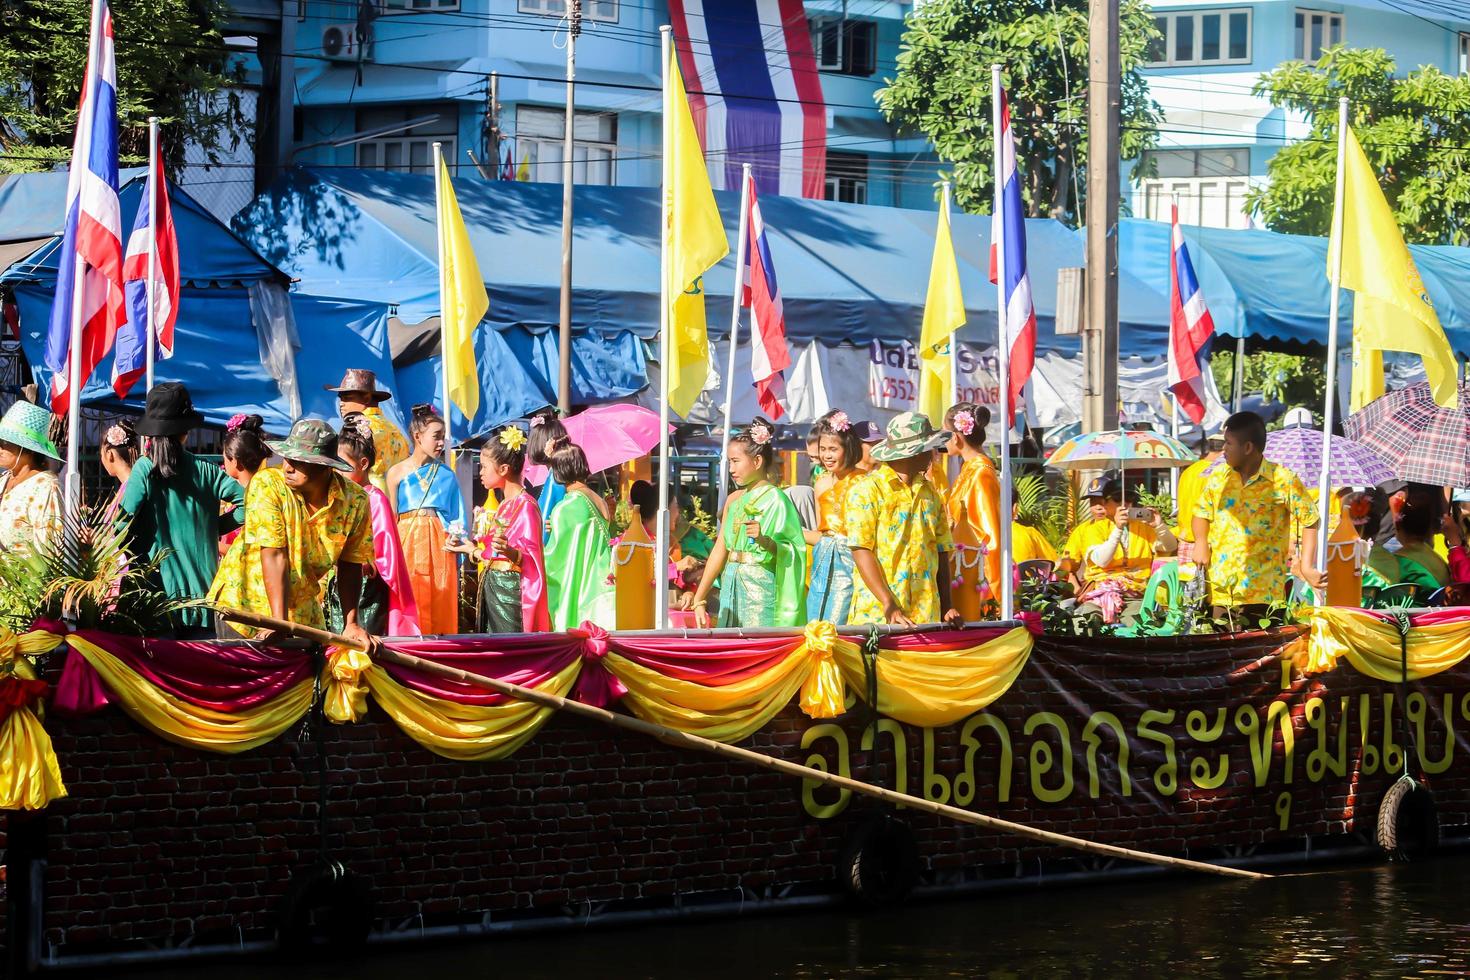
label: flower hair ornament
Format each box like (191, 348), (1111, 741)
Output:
(952, 410), (976, 437)
(829, 410), (851, 433)
(226, 413), (249, 432)
(104, 424), (130, 448)
(529, 414), (546, 428)
(498, 426), (527, 451)
(347, 415), (374, 441)
(747, 421), (774, 446)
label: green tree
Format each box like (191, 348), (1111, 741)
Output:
(0, 0), (245, 174)
(1248, 47), (1470, 244)
(877, 0), (1163, 219)
(1211, 350), (1323, 420)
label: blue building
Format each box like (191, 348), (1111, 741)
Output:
(1134, 0), (1470, 229)
(223, 1), (936, 213)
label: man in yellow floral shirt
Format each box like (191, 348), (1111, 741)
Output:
(212, 419), (376, 646)
(326, 369), (408, 495)
(845, 412), (964, 626)
(1193, 411), (1322, 618)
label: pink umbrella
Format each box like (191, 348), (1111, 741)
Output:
(523, 404), (672, 485)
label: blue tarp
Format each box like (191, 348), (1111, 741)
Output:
(1118, 218), (1470, 358)
(0, 172), (397, 432)
(234, 167), (1171, 359)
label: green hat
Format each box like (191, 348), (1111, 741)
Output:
(268, 418), (351, 471)
(0, 402), (60, 461)
(870, 411), (951, 463)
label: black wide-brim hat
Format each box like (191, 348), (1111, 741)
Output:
(134, 382), (204, 437)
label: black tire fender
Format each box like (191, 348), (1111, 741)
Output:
(838, 812), (920, 907)
(1376, 777), (1439, 862)
(276, 862), (374, 952)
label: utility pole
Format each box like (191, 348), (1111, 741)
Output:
(1083, 0), (1120, 432)
(557, 1), (582, 415)
(488, 71), (502, 176)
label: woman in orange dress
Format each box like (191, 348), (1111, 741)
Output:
(944, 403), (1003, 621)
(387, 404), (466, 635)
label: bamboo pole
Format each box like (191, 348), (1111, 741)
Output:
(217, 607), (1269, 882)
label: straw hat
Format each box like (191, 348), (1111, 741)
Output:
(0, 402), (60, 460)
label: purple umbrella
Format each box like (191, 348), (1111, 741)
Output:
(1262, 425), (1397, 488)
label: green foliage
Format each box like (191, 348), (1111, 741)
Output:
(1210, 350), (1324, 416)
(687, 495), (718, 538)
(1014, 472), (1080, 550)
(1130, 485), (1175, 525)
(1247, 47), (1470, 244)
(878, 0), (1163, 220)
(0, 508), (190, 635)
(0, 0), (245, 174)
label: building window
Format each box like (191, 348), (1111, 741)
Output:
(517, 0), (619, 22)
(1139, 148), (1251, 229)
(355, 105), (457, 175)
(824, 153), (868, 205)
(1147, 9), (1251, 67)
(1460, 33), (1469, 76)
(1295, 9), (1344, 61)
(810, 18), (877, 77)
(514, 106), (617, 185)
(380, 0), (460, 11)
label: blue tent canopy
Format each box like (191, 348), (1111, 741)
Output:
(1118, 217), (1470, 358)
(234, 167), (1170, 360)
(0, 172), (396, 432)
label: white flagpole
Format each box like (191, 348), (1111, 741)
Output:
(145, 116), (158, 392)
(434, 141), (452, 466)
(1315, 96), (1350, 591)
(943, 180), (959, 408)
(655, 25), (673, 629)
(1169, 393), (1180, 499)
(992, 64), (1015, 622)
(717, 163), (752, 516)
(65, 254), (84, 517)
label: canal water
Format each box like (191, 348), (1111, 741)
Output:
(125, 854), (1470, 978)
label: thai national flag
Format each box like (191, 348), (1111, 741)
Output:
(741, 171), (790, 419)
(115, 152), (179, 398)
(667, 0), (826, 199)
(1168, 202), (1215, 424)
(989, 86), (1036, 427)
(44, 0), (125, 415)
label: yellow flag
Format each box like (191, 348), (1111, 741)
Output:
(663, 45), (729, 417)
(918, 195), (966, 427)
(435, 152), (489, 420)
(516, 152), (530, 182)
(1331, 125), (1456, 411)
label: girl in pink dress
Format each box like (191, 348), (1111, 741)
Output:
(336, 414), (421, 636)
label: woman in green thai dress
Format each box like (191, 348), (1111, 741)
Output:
(686, 419), (806, 628)
(543, 438), (616, 631)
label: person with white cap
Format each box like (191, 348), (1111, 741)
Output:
(0, 401), (62, 555)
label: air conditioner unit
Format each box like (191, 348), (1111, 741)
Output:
(321, 23), (371, 62)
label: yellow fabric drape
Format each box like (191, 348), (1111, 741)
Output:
(65, 634), (314, 753)
(831, 626), (1033, 728)
(1305, 608), (1470, 681)
(363, 659), (580, 762)
(604, 645), (814, 744)
(324, 645), (372, 724)
(0, 628), (67, 810)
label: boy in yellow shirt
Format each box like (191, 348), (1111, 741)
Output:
(1060, 476), (1175, 623)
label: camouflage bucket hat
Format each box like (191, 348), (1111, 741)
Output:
(267, 418), (352, 471)
(870, 411), (951, 463)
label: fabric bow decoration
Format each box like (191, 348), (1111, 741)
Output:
(324, 645), (373, 724)
(571, 622), (627, 708)
(799, 620), (846, 719)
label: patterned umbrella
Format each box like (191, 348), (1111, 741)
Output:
(1046, 429), (1197, 470)
(1344, 380), (1470, 487)
(1261, 425), (1396, 488)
